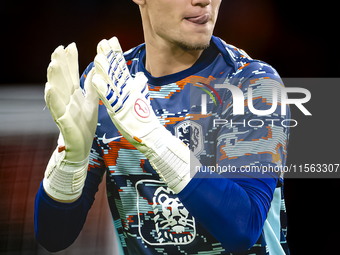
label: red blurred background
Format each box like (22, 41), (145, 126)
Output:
(0, 0), (339, 254)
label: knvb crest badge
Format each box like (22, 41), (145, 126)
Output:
(135, 180), (196, 246)
(175, 120), (203, 156)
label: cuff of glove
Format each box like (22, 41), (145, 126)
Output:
(146, 132), (201, 193)
(43, 147), (89, 202)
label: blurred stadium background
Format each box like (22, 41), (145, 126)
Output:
(0, 0), (339, 254)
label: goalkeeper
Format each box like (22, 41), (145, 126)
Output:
(35, 0), (290, 254)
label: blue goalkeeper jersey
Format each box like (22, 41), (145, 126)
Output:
(83, 36), (290, 255)
(35, 36), (290, 255)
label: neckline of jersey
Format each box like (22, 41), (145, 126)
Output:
(138, 37), (221, 86)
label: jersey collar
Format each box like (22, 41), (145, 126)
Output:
(138, 37), (222, 86)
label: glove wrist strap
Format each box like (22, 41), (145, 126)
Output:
(145, 131), (201, 193)
(43, 147), (89, 202)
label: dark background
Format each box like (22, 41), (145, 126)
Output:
(0, 0), (339, 254)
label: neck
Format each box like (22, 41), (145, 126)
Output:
(144, 38), (204, 78)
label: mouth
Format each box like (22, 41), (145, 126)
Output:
(184, 13), (210, 25)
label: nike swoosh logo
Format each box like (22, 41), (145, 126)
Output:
(102, 133), (123, 144)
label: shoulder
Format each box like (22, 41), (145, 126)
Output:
(212, 36), (280, 79)
(123, 43), (145, 62)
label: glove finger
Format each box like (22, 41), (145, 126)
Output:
(109, 52), (125, 92)
(107, 37), (131, 90)
(65, 42), (79, 93)
(97, 39), (112, 56)
(94, 53), (120, 95)
(98, 37), (126, 85)
(46, 59), (70, 107)
(97, 37), (123, 57)
(92, 73), (119, 112)
(108, 51), (130, 91)
(94, 53), (110, 81)
(97, 39), (122, 88)
(50, 45), (74, 98)
(134, 72), (149, 93)
(51, 45), (65, 61)
(108, 37), (123, 55)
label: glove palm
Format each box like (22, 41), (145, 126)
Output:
(44, 43), (99, 162)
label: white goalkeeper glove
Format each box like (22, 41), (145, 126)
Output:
(92, 37), (200, 193)
(43, 43), (99, 202)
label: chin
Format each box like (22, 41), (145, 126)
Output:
(175, 36), (211, 51)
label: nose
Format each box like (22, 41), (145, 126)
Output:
(191, 0), (211, 7)
(173, 215), (182, 223)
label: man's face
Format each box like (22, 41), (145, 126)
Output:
(143, 0), (222, 50)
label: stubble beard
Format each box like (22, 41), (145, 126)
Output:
(174, 39), (210, 51)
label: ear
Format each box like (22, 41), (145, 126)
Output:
(132, 0), (146, 5)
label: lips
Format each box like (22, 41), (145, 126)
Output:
(185, 13), (210, 25)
